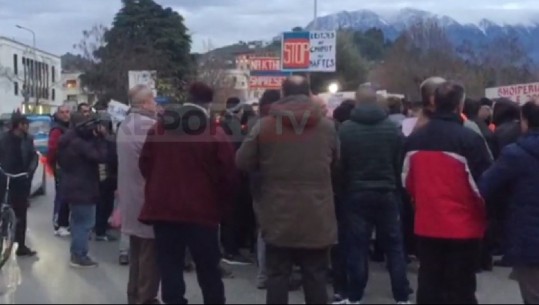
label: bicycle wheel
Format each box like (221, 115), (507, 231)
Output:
(0, 207), (17, 270)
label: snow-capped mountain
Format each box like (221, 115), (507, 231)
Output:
(306, 8), (539, 61)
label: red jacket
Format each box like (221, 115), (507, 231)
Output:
(404, 113), (491, 239)
(138, 110), (239, 228)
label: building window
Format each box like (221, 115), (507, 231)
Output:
(66, 80), (77, 89)
(52, 89), (56, 101)
(52, 66), (56, 83)
(14, 82), (19, 96)
(13, 54), (18, 75)
(67, 95), (78, 101)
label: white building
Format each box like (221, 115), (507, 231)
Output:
(0, 36), (63, 115)
(62, 71), (95, 106)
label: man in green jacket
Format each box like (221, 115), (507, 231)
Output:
(338, 85), (410, 305)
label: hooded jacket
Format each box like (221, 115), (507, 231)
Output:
(480, 131), (539, 265)
(138, 103), (239, 228)
(236, 95), (339, 249)
(340, 103), (402, 192)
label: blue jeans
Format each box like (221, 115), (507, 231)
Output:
(345, 191), (410, 303)
(70, 204), (96, 259)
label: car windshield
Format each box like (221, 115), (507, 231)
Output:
(28, 120), (51, 136)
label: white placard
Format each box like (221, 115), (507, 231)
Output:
(309, 31), (337, 72)
(128, 71), (157, 96)
(107, 100), (130, 123)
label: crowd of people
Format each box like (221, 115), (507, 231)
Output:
(0, 74), (538, 305)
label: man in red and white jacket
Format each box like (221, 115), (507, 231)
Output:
(403, 81), (492, 304)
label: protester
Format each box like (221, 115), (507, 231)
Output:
(464, 98), (495, 155)
(479, 100), (539, 305)
(404, 81), (492, 304)
(338, 86), (410, 305)
(236, 76), (338, 304)
(0, 113), (39, 257)
(95, 120), (118, 242)
(78, 103), (92, 117)
(386, 96), (407, 129)
(412, 76), (446, 132)
(117, 85), (160, 304)
(252, 89), (282, 289)
(48, 105), (71, 237)
(57, 113), (108, 268)
(330, 99), (355, 304)
(220, 98), (255, 266)
(492, 98), (521, 159)
(139, 82), (238, 305)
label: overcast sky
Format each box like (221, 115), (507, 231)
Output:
(0, 0), (538, 56)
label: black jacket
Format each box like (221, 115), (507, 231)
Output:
(339, 103), (402, 192)
(57, 129), (108, 205)
(493, 121), (521, 159)
(0, 131), (38, 205)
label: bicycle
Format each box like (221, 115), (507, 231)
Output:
(0, 167), (27, 270)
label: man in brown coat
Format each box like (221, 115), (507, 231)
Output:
(236, 76), (339, 305)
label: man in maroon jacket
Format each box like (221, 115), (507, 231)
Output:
(139, 82), (239, 305)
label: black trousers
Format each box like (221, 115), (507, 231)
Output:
(417, 237), (481, 304)
(331, 195), (348, 297)
(13, 204), (28, 248)
(95, 180), (115, 236)
(154, 222), (224, 305)
(266, 245), (329, 305)
(221, 175), (255, 255)
(54, 169), (70, 229)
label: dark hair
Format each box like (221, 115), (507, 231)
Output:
(333, 99), (355, 123)
(480, 97), (493, 108)
(188, 82), (214, 104)
(226, 97), (241, 109)
(282, 77), (310, 97)
(259, 90), (281, 117)
(463, 98), (480, 120)
(240, 104), (256, 125)
(522, 101), (539, 129)
(493, 99), (520, 126)
(10, 113), (29, 129)
(77, 103), (90, 112)
(434, 81), (465, 114)
(387, 97), (403, 115)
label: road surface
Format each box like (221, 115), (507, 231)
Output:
(4, 181), (524, 304)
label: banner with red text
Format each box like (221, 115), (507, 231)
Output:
(485, 82), (539, 104)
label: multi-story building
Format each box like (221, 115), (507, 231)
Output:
(62, 71), (95, 107)
(0, 36), (63, 114)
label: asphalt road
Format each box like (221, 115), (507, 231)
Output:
(2, 180), (525, 304)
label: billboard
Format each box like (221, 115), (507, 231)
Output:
(248, 57), (289, 90)
(281, 31), (337, 72)
(485, 82), (539, 104)
(249, 71), (288, 89)
(128, 71), (157, 96)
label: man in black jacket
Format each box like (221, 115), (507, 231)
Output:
(0, 113), (39, 256)
(338, 86), (410, 304)
(58, 113), (108, 268)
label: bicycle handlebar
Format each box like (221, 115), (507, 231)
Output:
(0, 167), (28, 179)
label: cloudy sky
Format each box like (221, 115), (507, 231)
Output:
(0, 0), (538, 56)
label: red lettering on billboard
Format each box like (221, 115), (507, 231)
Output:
(249, 76), (287, 89)
(250, 57), (280, 71)
(282, 39), (310, 69)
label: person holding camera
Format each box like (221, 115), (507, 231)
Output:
(57, 112), (108, 268)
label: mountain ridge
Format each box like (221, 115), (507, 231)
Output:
(306, 8), (539, 61)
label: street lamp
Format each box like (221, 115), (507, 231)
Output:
(16, 25), (37, 111)
(328, 82), (339, 94)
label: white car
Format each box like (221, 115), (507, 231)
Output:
(31, 152), (47, 196)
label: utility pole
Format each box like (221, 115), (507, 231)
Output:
(16, 25), (37, 112)
(313, 0), (318, 29)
